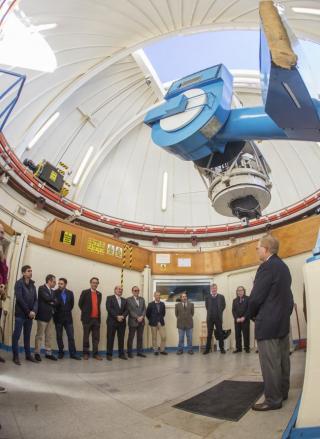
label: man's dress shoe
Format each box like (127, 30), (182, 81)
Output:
(252, 401), (282, 411)
(45, 354), (57, 361)
(34, 353), (42, 362)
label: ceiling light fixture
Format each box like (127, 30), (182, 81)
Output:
(292, 7), (320, 16)
(27, 112), (60, 149)
(72, 146), (94, 185)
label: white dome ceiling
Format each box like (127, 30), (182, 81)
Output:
(1, 0), (320, 227)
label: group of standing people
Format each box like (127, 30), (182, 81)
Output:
(5, 226), (295, 413)
(11, 271), (173, 363)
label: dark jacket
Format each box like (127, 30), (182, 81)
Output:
(146, 301), (166, 327)
(54, 289), (74, 324)
(106, 295), (128, 326)
(36, 284), (56, 322)
(175, 301), (194, 329)
(14, 278), (38, 318)
(232, 296), (249, 320)
(205, 293), (226, 322)
(78, 289), (102, 323)
(248, 254), (294, 341)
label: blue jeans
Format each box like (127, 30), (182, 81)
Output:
(178, 328), (193, 351)
(55, 321), (76, 355)
(12, 316), (33, 358)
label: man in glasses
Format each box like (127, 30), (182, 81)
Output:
(249, 235), (293, 411)
(127, 286), (146, 358)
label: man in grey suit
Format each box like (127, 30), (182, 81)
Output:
(175, 292), (194, 355)
(127, 286), (146, 358)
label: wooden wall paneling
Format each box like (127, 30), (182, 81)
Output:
(273, 216), (320, 259)
(0, 219), (15, 236)
(222, 241), (259, 273)
(151, 250), (223, 275)
(28, 215), (320, 275)
(221, 216), (320, 273)
(81, 230), (150, 271)
(48, 220), (84, 257)
(41, 220), (150, 272)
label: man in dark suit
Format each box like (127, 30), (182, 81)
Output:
(106, 285), (128, 361)
(12, 265), (38, 365)
(34, 274), (57, 361)
(203, 283), (226, 354)
(232, 286), (250, 353)
(127, 286), (146, 358)
(175, 292), (194, 355)
(78, 277), (102, 360)
(249, 234), (294, 411)
(146, 291), (167, 355)
(54, 278), (80, 360)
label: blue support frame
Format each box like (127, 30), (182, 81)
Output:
(0, 68), (26, 132)
(282, 399), (320, 438)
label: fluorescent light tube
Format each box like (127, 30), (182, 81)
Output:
(292, 7), (320, 16)
(28, 112), (60, 149)
(161, 171), (168, 211)
(72, 146), (94, 185)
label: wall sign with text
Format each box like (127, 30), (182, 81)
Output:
(60, 231), (76, 246)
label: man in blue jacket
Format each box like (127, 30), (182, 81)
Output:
(12, 265), (38, 365)
(146, 291), (167, 355)
(53, 278), (80, 360)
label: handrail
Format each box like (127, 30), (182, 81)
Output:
(1, 132), (320, 238)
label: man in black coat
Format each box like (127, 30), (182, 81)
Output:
(54, 278), (80, 360)
(249, 234), (294, 411)
(232, 286), (250, 353)
(34, 274), (57, 361)
(78, 277), (103, 360)
(12, 265), (38, 365)
(203, 283), (226, 354)
(146, 291), (167, 355)
(106, 285), (128, 361)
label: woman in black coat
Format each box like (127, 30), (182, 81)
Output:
(232, 286), (250, 353)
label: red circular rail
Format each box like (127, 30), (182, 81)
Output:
(1, 133), (319, 237)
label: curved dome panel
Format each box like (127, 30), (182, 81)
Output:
(1, 0), (320, 230)
(77, 123), (320, 227)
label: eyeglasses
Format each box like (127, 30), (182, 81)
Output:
(133, 289), (140, 292)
